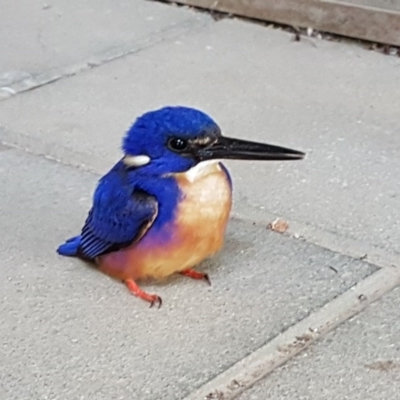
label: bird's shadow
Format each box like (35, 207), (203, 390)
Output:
(145, 233), (254, 288)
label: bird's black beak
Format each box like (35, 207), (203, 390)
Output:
(196, 136), (305, 161)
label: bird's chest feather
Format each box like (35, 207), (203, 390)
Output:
(173, 161), (232, 256)
(99, 162), (232, 280)
(144, 161), (232, 278)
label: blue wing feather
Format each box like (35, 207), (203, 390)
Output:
(64, 161), (158, 260)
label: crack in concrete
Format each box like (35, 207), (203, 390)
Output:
(0, 17), (211, 101)
(184, 265), (400, 400)
(231, 211), (400, 270)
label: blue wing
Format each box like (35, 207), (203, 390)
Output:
(59, 161), (158, 260)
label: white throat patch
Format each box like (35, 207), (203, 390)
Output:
(184, 160), (220, 182)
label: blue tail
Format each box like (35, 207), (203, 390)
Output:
(57, 235), (81, 257)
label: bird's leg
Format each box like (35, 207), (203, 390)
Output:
(180, 269), (211, 285)
(124, 278), (162, 308)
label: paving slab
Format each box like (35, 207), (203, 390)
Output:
(0, 0), (209, 88)
(0, 147), (377, 400)
(1, 17), (399, 264)
(239, 286), (400, 400)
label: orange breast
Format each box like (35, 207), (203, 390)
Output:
(168, 161), (232, 272)
(98, 161), (232, 281)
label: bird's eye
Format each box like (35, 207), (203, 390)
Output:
(168, 137), (188, 152)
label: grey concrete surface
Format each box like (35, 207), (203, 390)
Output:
(1, 18), (399, 266)
(1, 1), (400, 399)
(0, 147), (377, 400)
(348, 0), (400, 12)
(0, 0), (209, 85)
(239, 286), (400, 400)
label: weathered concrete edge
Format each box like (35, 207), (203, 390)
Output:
(184, 265), (400, 400)
(172, 0), (400, 47)
(0, 16), (212, 101)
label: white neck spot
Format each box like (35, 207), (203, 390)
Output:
(123, 155), (151, 167)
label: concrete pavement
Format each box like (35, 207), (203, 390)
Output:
(240, 287), (400, 400)
(1, 1), (399, 399)
(0, 145), (378, 400)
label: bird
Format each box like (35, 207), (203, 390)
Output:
(57, 106), (305, 307)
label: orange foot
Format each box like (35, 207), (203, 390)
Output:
(180, 269), (211, 286)
(125, 278), (162, 309)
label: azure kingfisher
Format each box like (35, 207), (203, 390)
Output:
(57, 106), (305, 308)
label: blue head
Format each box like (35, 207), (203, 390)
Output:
(122, 106), (220, 174)
(122, 106), (305, 175)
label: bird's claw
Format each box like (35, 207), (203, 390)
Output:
(180, 269), (211, 285)
(149, 295), (163, 309)
(203, 273), (211, 286)
(125, 278), (162, 309)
